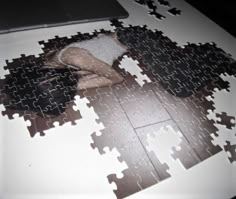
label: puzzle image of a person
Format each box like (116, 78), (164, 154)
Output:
(0, 0), (235, 198)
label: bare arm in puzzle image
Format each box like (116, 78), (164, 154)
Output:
(44, 32), (127, 90)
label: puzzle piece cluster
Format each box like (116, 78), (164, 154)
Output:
(224, 141), (236, 163)
(134, 0), (181, 20)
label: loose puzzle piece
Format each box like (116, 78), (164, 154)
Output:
(216, 112), (236, 129)
(168, 8), (181, 16)
(157, 0), (170, 7)
(224, 141), (236, 163)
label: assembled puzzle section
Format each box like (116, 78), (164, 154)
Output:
(114, 23), (235, 161)
(41, 23), (235, 197)
(0, 53), (82, 137)
(136, 120), (201, 173)
(80, 86), (162, 199)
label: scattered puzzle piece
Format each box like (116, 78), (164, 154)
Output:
(157, 0), (170, 7)
(224, 141), (236, 163)
(134, 0), (181, 20)
(216, 112), (236, 129)
(168, 8), (181, 16)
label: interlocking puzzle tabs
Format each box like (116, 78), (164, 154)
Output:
(0, 20), (235, 198)
(134, 0), (181, 20)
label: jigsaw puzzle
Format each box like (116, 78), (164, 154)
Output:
(0, 8), (236, 199)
